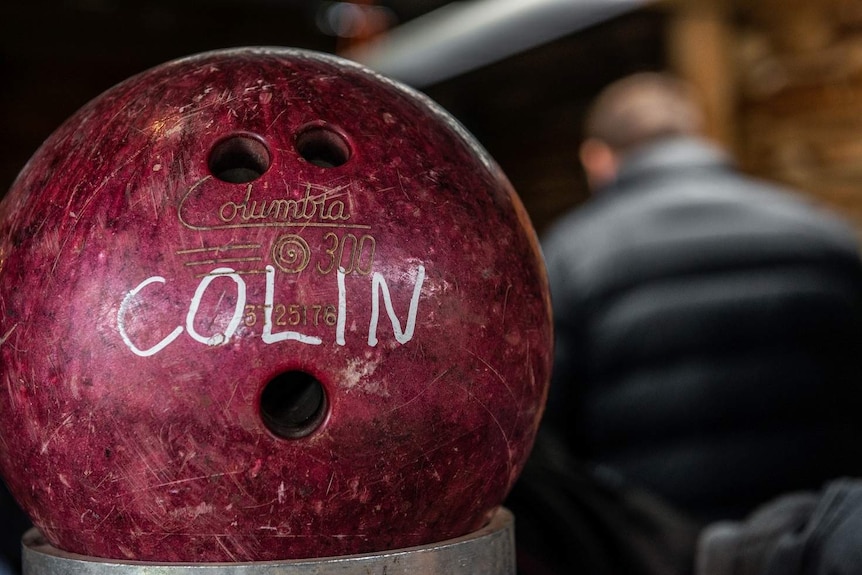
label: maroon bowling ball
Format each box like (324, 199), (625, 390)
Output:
(0, 47), (552, 562)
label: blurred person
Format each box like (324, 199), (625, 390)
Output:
(696, 476), (862, 575)
(539, 71), (862, 525)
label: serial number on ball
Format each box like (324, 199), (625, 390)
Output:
(243, 303), (338, 328)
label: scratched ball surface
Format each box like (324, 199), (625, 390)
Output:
(0, 48), (551, 562)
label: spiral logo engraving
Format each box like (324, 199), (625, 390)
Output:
(272, 234), (311, 273)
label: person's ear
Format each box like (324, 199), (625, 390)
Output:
(579, 138), (619, 192)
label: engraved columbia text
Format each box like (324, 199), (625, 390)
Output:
(219, 183), (349, 224)
(179, 177), (365, 231)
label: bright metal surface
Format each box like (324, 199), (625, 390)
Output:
(345, 0), (649, 86)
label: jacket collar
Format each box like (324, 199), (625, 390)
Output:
(607, 136), (734, 191)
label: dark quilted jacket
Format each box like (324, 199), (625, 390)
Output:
(541, 137), (862, 522)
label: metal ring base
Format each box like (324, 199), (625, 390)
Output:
(23, 507), (514, 575)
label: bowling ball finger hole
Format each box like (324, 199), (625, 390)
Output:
(295, 126), (351, 168)
(260, 371), (328, 439)
(209, 134), (271, 183)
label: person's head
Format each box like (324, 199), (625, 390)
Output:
(580, 72), (705, 191)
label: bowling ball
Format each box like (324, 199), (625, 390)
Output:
(0, 47), (551, 562)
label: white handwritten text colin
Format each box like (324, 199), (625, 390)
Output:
(117, 265), (426, 357)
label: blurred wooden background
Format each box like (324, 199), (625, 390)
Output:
(664, 0), (862, 231)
